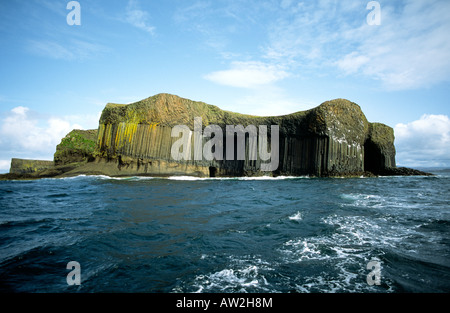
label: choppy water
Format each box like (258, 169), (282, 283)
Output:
(0, 170), (449, 293)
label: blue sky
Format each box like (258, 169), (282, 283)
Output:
(1, 0), (449, 172)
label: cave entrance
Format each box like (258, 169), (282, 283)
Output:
(364, 139), (381, 174)
(209, 166), (217, 177)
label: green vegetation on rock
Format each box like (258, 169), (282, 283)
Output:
(54, 129), (98, 165)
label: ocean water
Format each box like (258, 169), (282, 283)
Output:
(0, 170), (449, 293)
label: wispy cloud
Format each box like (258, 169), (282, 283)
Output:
(28, 40), (71, 60)
(264, 0), (450, 90)
(124, 0), (155, 35)
(173, 0), (266, 53)
(22, 0), (109, 61)
(27, 38), (108, 61)
(338, 1), (450, 90)
(263, 1), (357, 66)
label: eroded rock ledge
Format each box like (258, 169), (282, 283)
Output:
(1, 93), (433, 179)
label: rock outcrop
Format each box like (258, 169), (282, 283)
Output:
(1, 93), (432, 179)
(9, 158), (54, 175)
(54, 129), (97, 165)
(87, 93), (424, 177)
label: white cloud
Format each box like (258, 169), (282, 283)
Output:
(0, 160), (10, 172)
(11, 106), (29, 116)
(336, 52), (371, 75)
(205, 61), (290, 89)
(0, 106), (86, 160)
(394, 114), (450, 167)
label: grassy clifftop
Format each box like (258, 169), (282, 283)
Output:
(100, 93), (270, 128)
(98, 93), (369, 138)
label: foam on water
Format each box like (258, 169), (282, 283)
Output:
(167, 175), (307, 181)
(288, 211), (303, 221)
(275, 211), (417, 292)
(177, 255), (273, 293)
(340, 193), (386, 208)
(58, 174), (308, 182)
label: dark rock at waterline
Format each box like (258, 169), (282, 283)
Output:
(376, 167), (434, 176)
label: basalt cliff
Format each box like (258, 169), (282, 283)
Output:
(2, 93), (431, 179)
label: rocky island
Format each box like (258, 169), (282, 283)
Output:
(1, 93), (431, 179)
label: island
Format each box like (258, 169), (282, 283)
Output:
(1, 93), (431, 179)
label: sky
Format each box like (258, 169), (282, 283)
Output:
(0, 0), (449, 172)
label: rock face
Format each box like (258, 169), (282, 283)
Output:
(1, 93), (432, 179)
(364, 123), (396, 174)
(92, 93), (398, 177)
(9, 158), (54, 175)
(54, 129), (97, 165)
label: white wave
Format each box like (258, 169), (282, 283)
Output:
(193, 267), (264, 292)
(60, 174), (88, 179)
(321, 213), (425, 252)
(340, 193), (386, 208)
(189, 255), (273, 293)
(340, 193), (381, 201)
(56, 174), (128, 181)
(281, 239), (327, 261)
(279, 231), (389, 292)
(167, 175), (307, 181)
(42, 174), (105, 181)
(280, 213), (397, 264)
(237, 175), (307, 180)
(55, 174), (308, 181)
(63, 174), (157, 181)
(167, 176), (211, 181)
(288, 211), (303, 221)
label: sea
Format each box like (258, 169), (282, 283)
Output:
(0, 169), (449, 294)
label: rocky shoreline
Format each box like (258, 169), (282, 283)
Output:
(0, 165), (434, 180)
